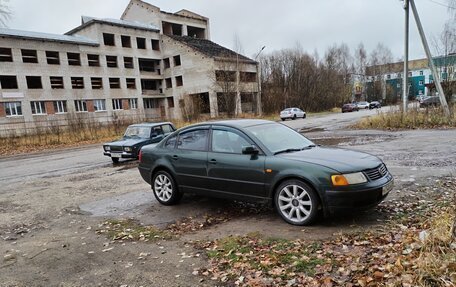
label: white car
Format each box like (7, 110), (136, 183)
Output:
(280, 108), (306, 121)
(356, 101), (370, 109)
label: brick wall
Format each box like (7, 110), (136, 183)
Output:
(45, 101), (55, 114)
(122, 99), (130, 110)
(87, 100), (95, 112)
(0, 103), (5, 117)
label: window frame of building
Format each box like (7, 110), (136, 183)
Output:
(126, 78), (136, 89)
(121, 35), (131, 48)
(175, 75), (183, 87)
(21, 49), (38, 63)
(91, 77), (103, 89)
(165, 78), (172, 89)
(419, 70), (424, 76)
(151, 39), (160, 51)
(167, 97), (174, 108)
(106, 55), (118, 68)
(136, 37), (146, 49)
(0, 47), (13, 62)
(74, 100), (88, 112)
(240, 72), (257, 82)
(5, 101), (23, 117)
(143, 98), (159, 109)
(71, 77), (84, 89)
(87, 54), (100, 67)
(67, 52), (81, 66)
(112, 98), (123, 110)
(109, 78), (121, 89)
(45, 51), (60, 65)
(50, 76), (64, 89)
(124, 57), (134, 69)
(408, 71), (412, 77)
(93, 99), (106, 112)
(173, 55), (181, 66)
(386, 74), (391, 80)
(30, 101), (47, 115)
(26, 76), (43, 89)
(103, 33), (115, 46)
(0, 75), (19, 89)
(53, 100), (67, 114)
(419, 80), (424, 86)
(164, 58), (170, 69)
(129, 98), (138, 109)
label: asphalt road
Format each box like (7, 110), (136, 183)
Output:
(0, 107), (386, 186)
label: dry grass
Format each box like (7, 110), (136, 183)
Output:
(354, 106), (456, 130)
(417, 203), (456, 286)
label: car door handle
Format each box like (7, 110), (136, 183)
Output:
(209, 159), (217, 164)
(172, 155), (179, 160)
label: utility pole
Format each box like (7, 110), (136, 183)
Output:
(403, 0), (409, 113)
(409, 0), (451, 117)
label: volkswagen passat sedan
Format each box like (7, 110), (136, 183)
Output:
(138, 120), (393, 225)
(280, 108), (306, 121)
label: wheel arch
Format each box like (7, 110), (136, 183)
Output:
(270, 175), (324, 210)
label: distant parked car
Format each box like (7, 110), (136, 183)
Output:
(369, 101), (381, 109)
(103, 122), (176, 163)
(280, 108), (306, 121)
(356, 101), (370, 109)
(342, 103), (359, 113)
(419, 96), (440, 108)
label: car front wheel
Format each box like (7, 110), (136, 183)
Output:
(111, 157), (119, 164)
(274, 180), (319, 225)
(152, 170), (182, 205)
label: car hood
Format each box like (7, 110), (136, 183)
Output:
(105, 138), (147, 147)
(277, 147), (382, 173)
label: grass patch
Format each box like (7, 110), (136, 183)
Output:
(354, 106), (456, 130)
(96, 219), (173, 242)
(196, 177), (456, 286)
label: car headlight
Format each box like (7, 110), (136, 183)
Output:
(331, 172), (367, 186)
(124, 147), (132, 152)
(104, 146), (110, 151)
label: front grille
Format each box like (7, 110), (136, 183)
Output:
(363, 164), (388, 181)
(110, 146), (123, 152)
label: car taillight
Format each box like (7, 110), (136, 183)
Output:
(139, 150), (143, 163)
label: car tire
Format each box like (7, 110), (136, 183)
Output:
(111, 157), (119, 164)
(281, 118), (285, 121)
(274, 179), (319, 226)
(152, 170), (182, 205)
(292, 114), (296, 120)
(303, 114), (307, 119)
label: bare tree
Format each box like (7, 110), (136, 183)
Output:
(367, 43), (395, 103)
(0, 0), (11, 27)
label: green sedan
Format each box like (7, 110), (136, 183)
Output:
(138, 119), (393, 225)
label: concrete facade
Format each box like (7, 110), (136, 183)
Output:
(0, 0), (259, 136)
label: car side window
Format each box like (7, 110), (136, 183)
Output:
(177, 129), (208, 151)
(162, 124), (174, 134)
(151, 126), (164, 137)
(164, 135), (177, 149)
(212, 130), (250, 154)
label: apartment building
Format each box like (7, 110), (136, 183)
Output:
(0, 0), (260, 135)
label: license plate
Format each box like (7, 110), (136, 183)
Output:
(382, 180), (394, 196)
(111, 153), (121, 158)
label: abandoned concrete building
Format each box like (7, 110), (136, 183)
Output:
(0, 0), (260, 135)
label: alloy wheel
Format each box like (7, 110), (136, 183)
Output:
(277, 184), (313, 224)
(154, 174), (173, 202)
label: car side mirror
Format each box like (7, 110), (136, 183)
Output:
(242, 145), (259, 155)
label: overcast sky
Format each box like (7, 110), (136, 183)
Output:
(4, 0), (452, 61)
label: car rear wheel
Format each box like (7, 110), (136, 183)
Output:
(303, 114), (307, 119)
(111, 157), (119, 164)
(274, 180), (319, 225)
(152, 170), (182, 205)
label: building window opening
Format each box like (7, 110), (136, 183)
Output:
(50, 76), (64, 89)
(67, 53), (81, 66)
(71, 77), (84, 89)
(26, 76), (42, 89)
(31, 101), (46, 115)
(173, 55), (181, 66)
(121, 35), (131, 48)
(103, 33), (115, 46)
(124, 57), (134, 69)
(151, 39), (160, 51)
(136, 37), (146, 49)
(106, 55), (117, 68)
(5, 101), (22, 116)
(0, 47), (13, 62)
(112, 99), (123, 110)
(0, 75), (18, 89)
(21, 49), (38, 63)
(46, 51), (60, 65)
(91, 77), (103, 89)
(109, 78), (121, 89)
(88, 54), (100, 67)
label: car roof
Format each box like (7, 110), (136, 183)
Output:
(186, 119), (275, 129)
(128, 122), (173, 128)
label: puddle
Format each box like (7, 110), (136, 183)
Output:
(299, 127), (325, 133)
(311, 135), (395, 146)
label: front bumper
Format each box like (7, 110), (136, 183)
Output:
(103, 151), (137, 159)
(324, 174), (393, 214)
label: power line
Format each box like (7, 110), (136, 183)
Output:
(426, 0), (456, 9)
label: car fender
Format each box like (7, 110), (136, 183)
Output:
(150, 156), (179, 184)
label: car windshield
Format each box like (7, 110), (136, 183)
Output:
(246, 123), (314, 154)
(124, 126), (150, 139)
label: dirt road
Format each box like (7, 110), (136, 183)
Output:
(1, 109), (455, 286)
